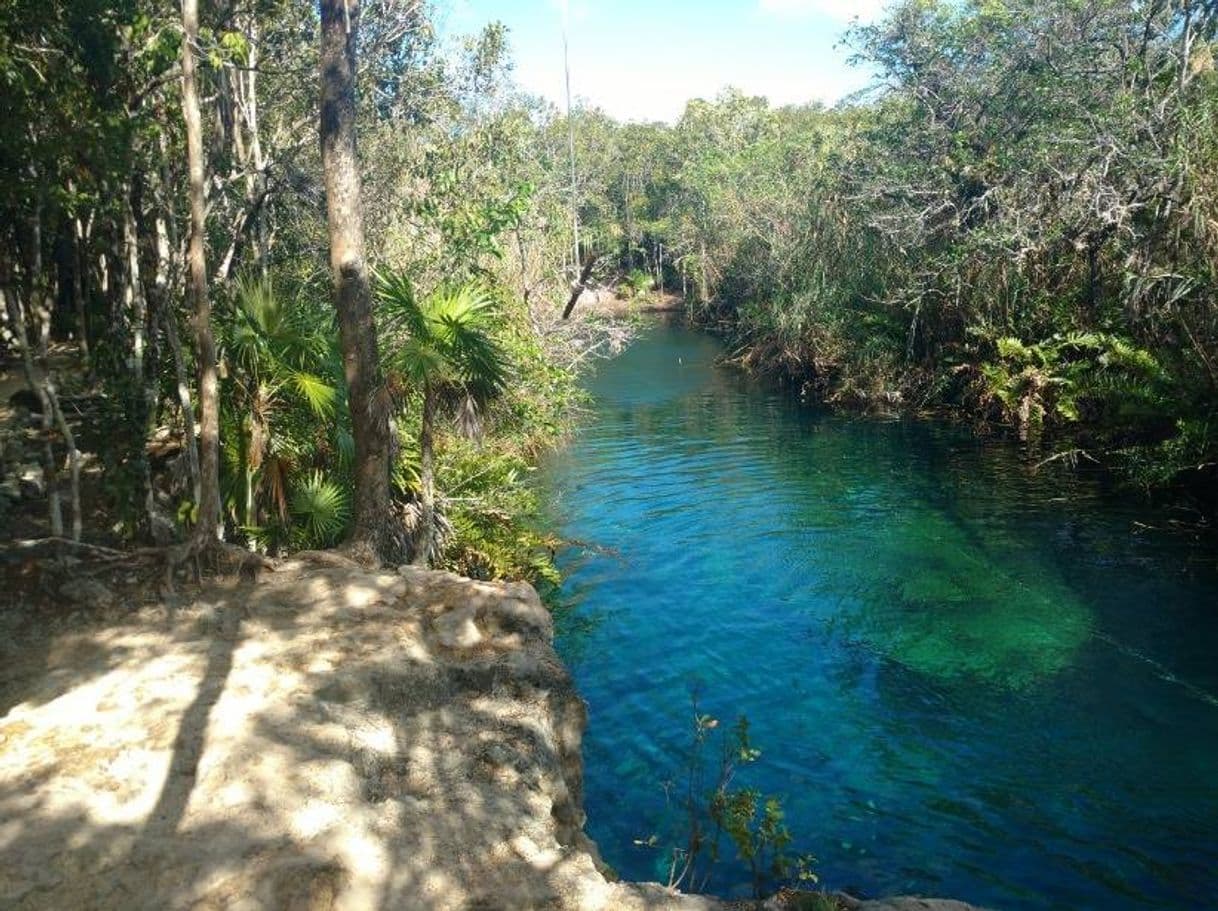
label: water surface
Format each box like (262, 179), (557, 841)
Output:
(540, 324), (1218, 909)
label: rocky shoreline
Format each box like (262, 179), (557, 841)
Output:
(0, 558), (986, 910)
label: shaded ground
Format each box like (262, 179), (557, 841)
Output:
(0, 555), (990, 910)
(0, 559), (724, 911)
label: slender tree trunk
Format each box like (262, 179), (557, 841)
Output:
(562, 252), (598, 320)
(30, 265), (80, 542)
(21, 196), (64, 537)
(320, 0), (399, 564)
(215, 30), (271, 284)
(2, 283), (61, 537)
(154, 138), (202, 509)
(563, 21), (580, 272)
(161, 308), (203, 507)
(699, 239), (709, 302)
(181, 0), (222, 543)
(244, 18), (268, 276)
(414, 383), (435, 567)
(124, 188), (156, 535)
(71, 202), (91, 367)
(45, 365), (82, 543)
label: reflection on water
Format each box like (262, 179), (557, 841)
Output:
(540, 324), (1218, 909)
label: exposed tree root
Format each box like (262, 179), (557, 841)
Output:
(3, 536), (277, 594)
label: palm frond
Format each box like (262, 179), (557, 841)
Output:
(393, 336), (450, 386)
(375, 269), (429, 339)
(290, 370), (339, 418)
(291, 470), (351, 546)
(333, 426), (356, 467)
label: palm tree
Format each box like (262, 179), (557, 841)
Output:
(222, 277), (343, 546)
(377, 274), (511, 567)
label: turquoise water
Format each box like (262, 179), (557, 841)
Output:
(539, 324), (1218, 909)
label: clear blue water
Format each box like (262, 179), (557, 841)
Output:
(539, 324), (1218, 910)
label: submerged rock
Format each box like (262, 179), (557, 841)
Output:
(833, 507), (1092, 689)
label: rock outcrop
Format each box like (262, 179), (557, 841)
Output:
(0, 561), (722, 910)
(0, 560), (990, 911)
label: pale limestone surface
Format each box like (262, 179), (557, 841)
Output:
(0, 561), (721, 911)
(0, 559), (989, 911)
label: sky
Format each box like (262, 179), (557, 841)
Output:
(438, 0), (887, 123)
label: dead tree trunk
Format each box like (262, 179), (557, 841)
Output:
(561, 252), (599, 320)
(413, 382), (436, 568)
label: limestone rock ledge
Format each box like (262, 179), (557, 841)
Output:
(0, 562), (988, 911)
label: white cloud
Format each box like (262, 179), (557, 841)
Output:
(758, 0), (887, 21)
(515, 46), (873, 124)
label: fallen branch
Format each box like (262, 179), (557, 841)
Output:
(561, 252), (600, 320)
(2, 536), (276, 593)
(1033, 448), (1100, 471)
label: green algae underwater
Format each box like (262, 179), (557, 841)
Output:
(542, 324), (1218, 910)
(830, 506), (1094, 690)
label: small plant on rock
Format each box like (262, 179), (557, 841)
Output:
(641, 692), (817, 899)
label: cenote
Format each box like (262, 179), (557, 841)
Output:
(540, 323), (1218, 910)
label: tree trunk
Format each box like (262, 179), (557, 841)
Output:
(2, 284), (61, 537)
(71, 204), (91, 368)
(124, 188), (156, 536)
(18, 197), (64, 537)
(45, 367), (82, 543)
(699, 240), (709, 303)
(320, 0), (399, 564)
(153, 139), (202, 508)
(161, 308), (202, 507)
(29, 239), (81, 542)
(181, 0), (222, 544)
(562, 252), (598, 320)
(413, 383), (435, 568)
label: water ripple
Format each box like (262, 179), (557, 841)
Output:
(542, 325), (1218, 910)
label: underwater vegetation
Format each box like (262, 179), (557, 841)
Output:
(824, 508), (1093, 690)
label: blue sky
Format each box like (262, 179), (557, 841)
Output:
(438, 0), (887, 122)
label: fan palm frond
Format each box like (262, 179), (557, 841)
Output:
(290, 370), (339, 418)
(374, 271), (517, 567)
(291, 471), (351, 546)
(375, 269), (428, 339)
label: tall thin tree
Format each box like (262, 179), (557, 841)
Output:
(319, 0), (400, 564)
(181, 0), (221, 544)
(561, 0), (580, 272)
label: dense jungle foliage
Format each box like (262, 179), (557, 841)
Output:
(556, 1), (1218, 506)
(0, 1), (610, 580)
(2, 0), (1216, 581)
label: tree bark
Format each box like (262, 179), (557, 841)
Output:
(413, 383), (435, 567)
(161, 308), (202, 507)
(123, 188), (156, 536)
(320, 0), (399, 564)
(699, 240), (710, 303)
(561, 252), (598, 320)
(2, 283), (63, 538)
(17, 195), (65, 537)
(181, 0), (222, 544)
(71, 202), (91, 368)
